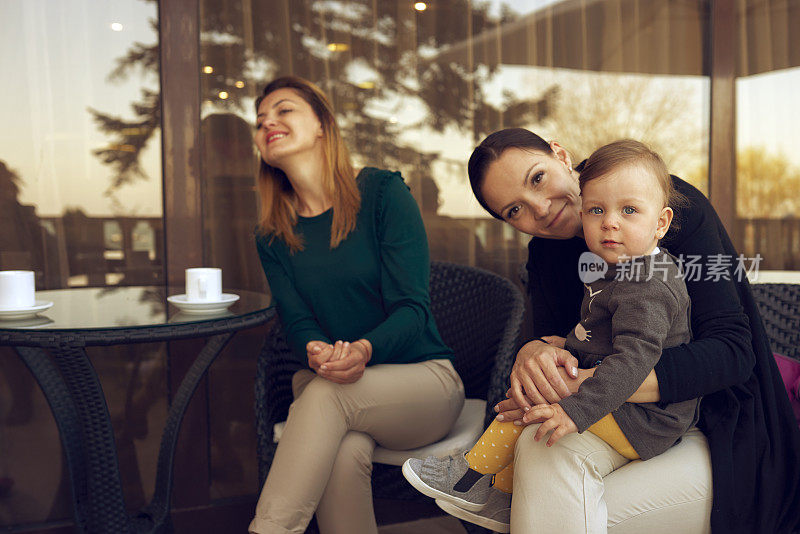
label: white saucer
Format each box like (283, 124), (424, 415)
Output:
(0, 316), (54, 329)
(0, 300), (54, 320)
(167, 293), (239, 314)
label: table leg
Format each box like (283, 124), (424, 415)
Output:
(134, 332), (233, 533)
(12, 346), (91, 533)
(50, 341), (133, 534)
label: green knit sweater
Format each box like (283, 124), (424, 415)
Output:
(255, 167), (453, 366)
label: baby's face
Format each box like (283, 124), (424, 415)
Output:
(580, 163), (672, 264)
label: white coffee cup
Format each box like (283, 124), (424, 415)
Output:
(0, 270), (36, 309)
(185, 268), (222, 302)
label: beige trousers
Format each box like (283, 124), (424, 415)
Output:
(249, 359), (464, 534)
(511, 425), (712, 533)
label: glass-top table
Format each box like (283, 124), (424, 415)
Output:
(0, 286), (275, 533)
(0, 285), (270, 331)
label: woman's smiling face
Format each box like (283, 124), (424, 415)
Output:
(480, 146), (583, 239)
(254, 87), (324, 167)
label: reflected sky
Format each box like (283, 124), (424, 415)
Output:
(737, 66), (800, 158)
(0, 0), (160, 217)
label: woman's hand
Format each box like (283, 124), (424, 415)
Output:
(493, 391), (533, 425)
(316, 339), (372, 384)
(509, 340), (580, 410)
(306, 340), (334, 372)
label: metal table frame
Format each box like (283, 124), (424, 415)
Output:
(0, 307), (275, 533)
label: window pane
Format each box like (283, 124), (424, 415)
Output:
(198, 0), (710, 287)
(0, 1), (162, 527)
(0, 0), (163, 289)
(735, 0), (800, 269)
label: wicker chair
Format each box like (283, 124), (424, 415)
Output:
(751, 282), (800, 534)
(254, 261), (524, 533)
(750, 282), (800, 362)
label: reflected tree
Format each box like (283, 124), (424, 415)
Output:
(89, 0), (160, 196)
(0, 160), (21, 201)
(544, 75), (704, 174)
(737, 148), (800, 218)
(89, 0), (558, 191)
(687, 148), (800, 219)
(0, 161), (48, 278)
(199, 0), (546, 170)
(89, 89), (160, 195)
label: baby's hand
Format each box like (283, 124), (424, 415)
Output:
(525, 403), (578, 447)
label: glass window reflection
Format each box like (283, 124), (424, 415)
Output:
(0, 1), (162, 528)
(198, 0), (710, 284)
(0, 0), (162, 289)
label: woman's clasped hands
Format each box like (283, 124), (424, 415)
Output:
(306, 339), (373, 384)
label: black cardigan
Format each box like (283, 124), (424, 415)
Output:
(526, 176), (800, 533)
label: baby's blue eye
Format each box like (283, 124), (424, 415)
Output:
(623, 206), (637, 215)
(588, 207), (603, 215)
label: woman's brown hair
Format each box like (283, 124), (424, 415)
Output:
(255, 76), (360, 252)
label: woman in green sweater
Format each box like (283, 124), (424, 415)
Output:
(247, 76), (464, 534)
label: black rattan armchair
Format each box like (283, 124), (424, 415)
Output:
(254, 261), (524, 532)
(751, 282), (800, 362)
(751, 281), (800, 534)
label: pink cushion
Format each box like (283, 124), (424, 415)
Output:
(774, 352), (800, 426)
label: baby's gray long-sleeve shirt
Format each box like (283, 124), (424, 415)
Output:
(559, 250), (701, 460)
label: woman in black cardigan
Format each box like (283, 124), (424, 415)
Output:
(466, 128), (800, 533)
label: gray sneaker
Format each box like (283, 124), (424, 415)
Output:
(402, 454), (493, 512)
(436, 487), (511, 533)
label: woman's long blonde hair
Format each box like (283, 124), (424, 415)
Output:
(255, 76), (360, 252)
